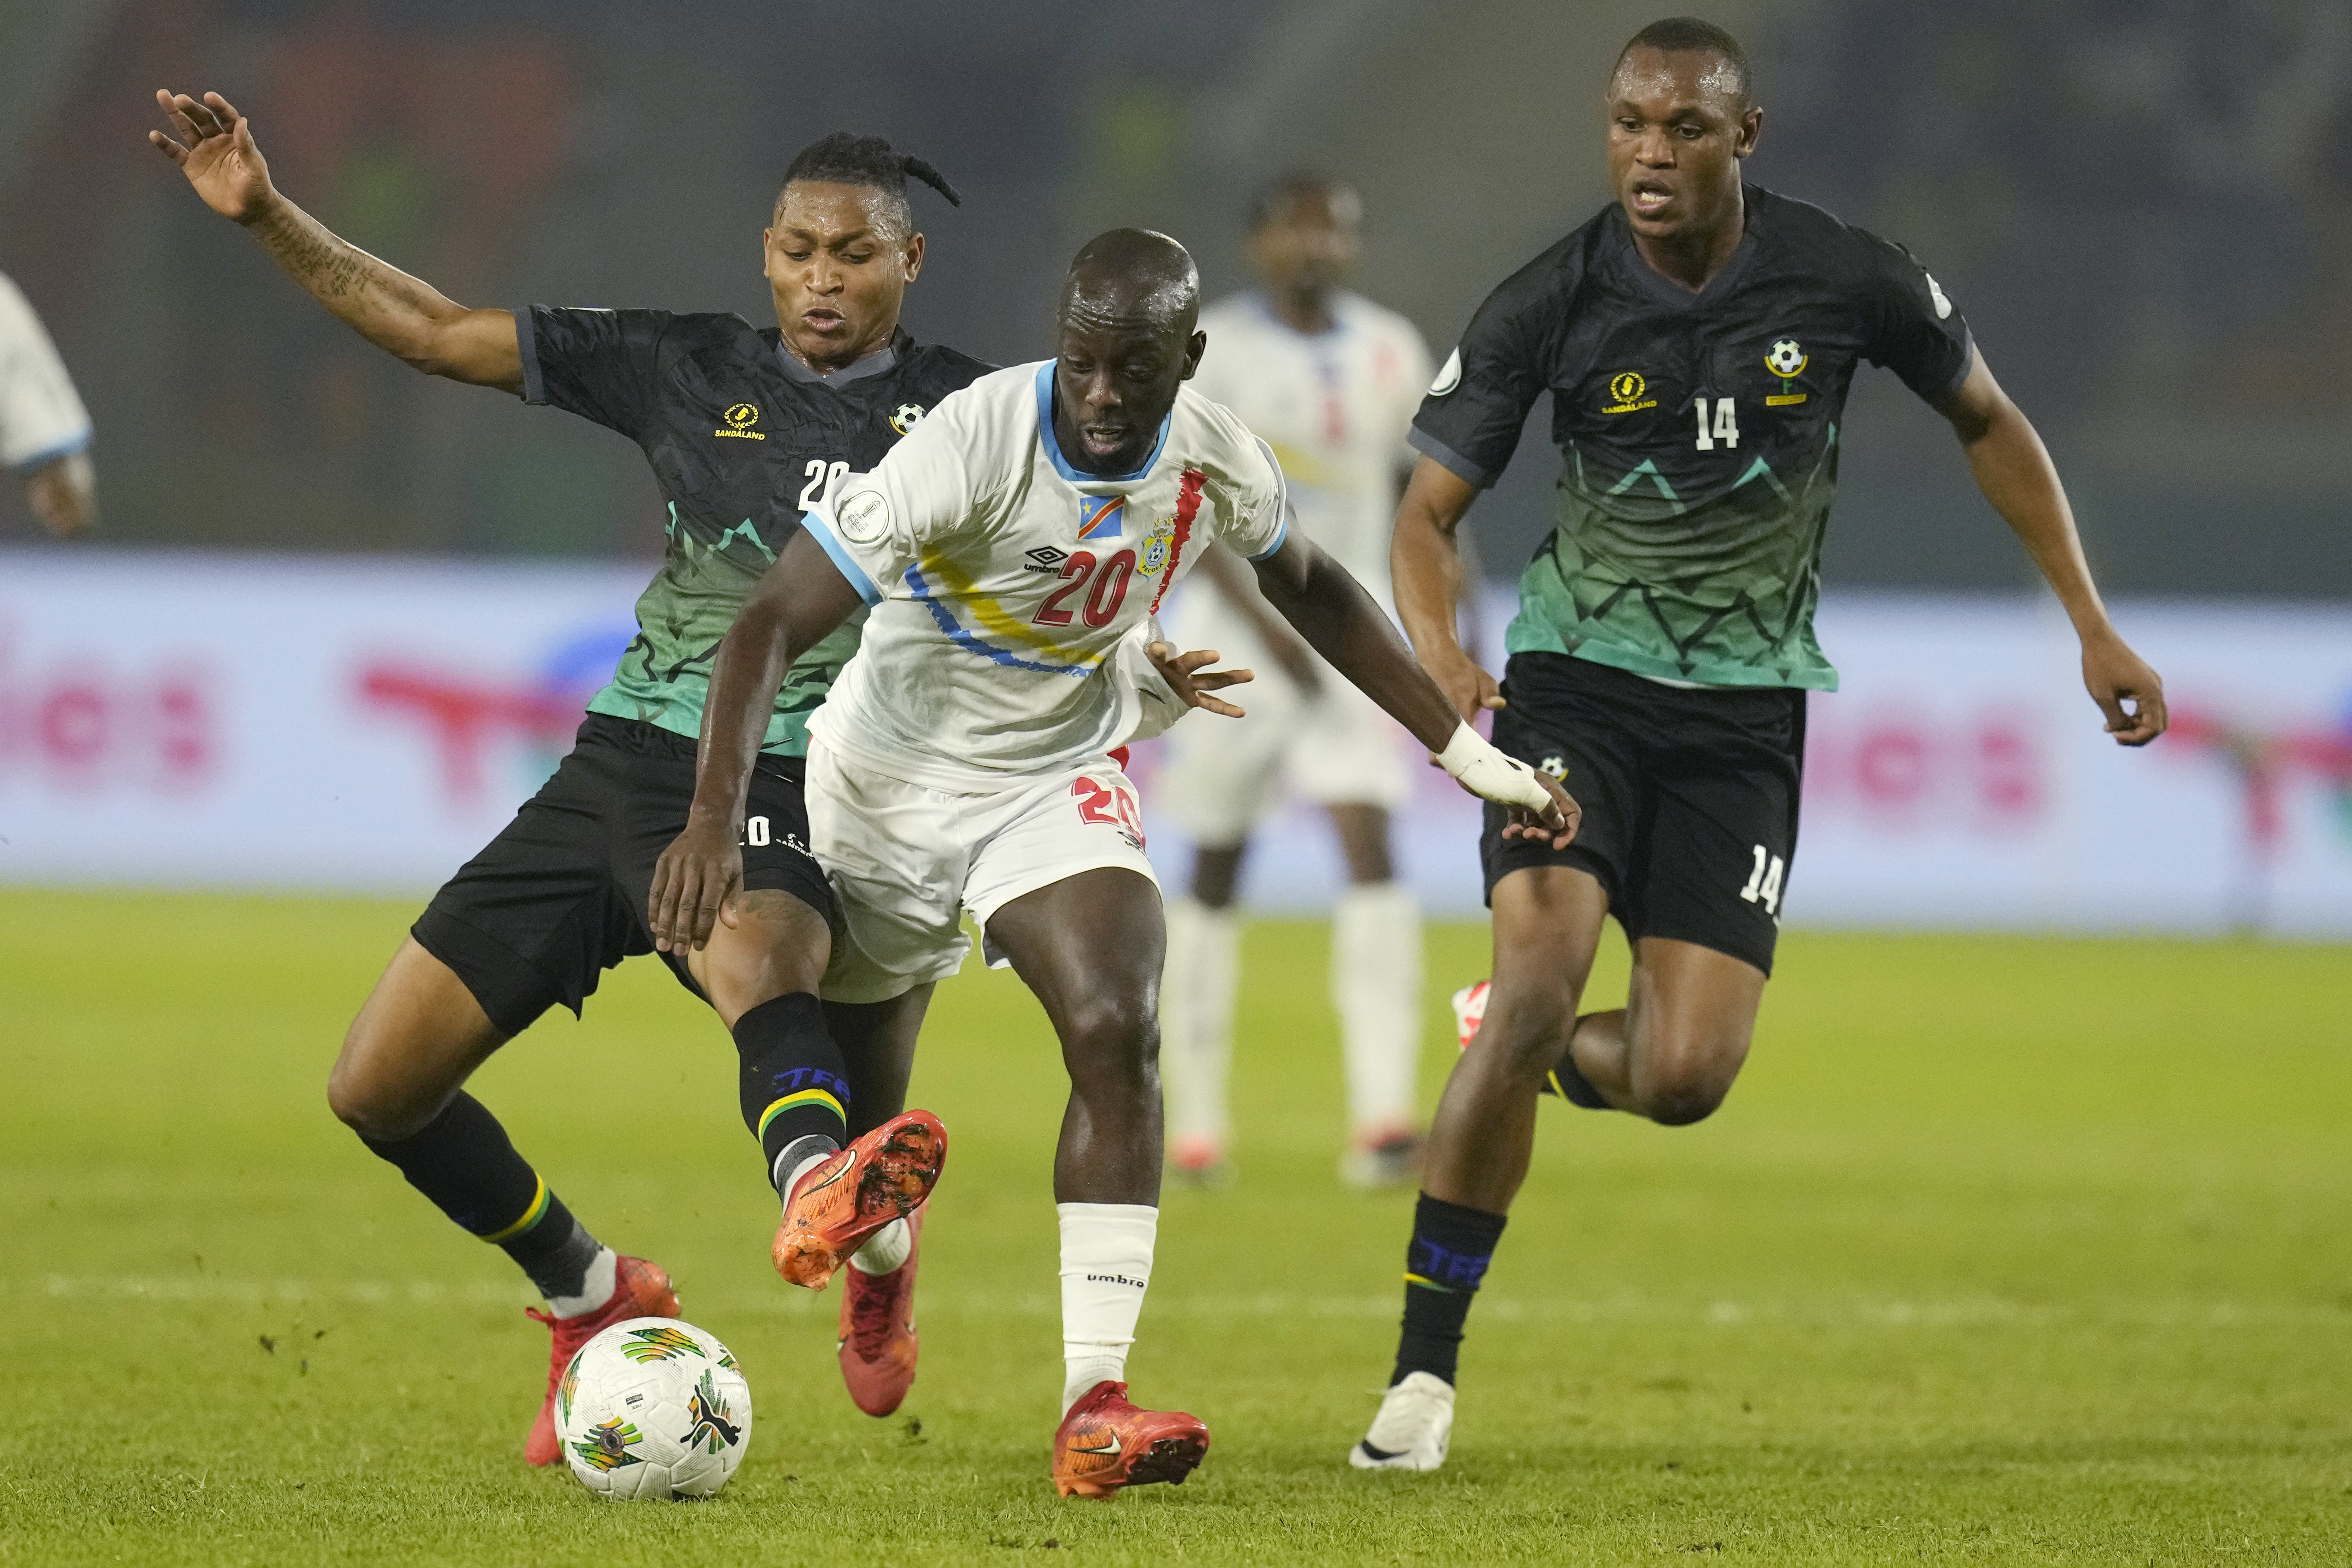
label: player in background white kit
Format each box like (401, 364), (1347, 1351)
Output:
(1159, 176), (1438, 1189)
(0, 271), (98, 537)
(650, 229), (1578, 1498)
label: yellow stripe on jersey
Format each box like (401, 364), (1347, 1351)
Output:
(478, 1174), (550, 1243)
(918, 550), (1109, 671)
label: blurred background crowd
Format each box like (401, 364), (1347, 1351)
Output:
(7, 0), (2350, 595)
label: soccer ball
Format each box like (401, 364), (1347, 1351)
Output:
(1765, 338), (1806, 376)
(555, 1316), (753, 1500)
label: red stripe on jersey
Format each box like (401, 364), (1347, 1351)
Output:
(1110, 745), (1131, 770)
(1149, 467), (1206, 615)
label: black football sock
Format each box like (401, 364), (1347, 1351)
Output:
(734, 992), (852, 1195)
(1391, 1192), (1508, 1388)
(1545, 1034), (1613, 1110)
(361, 1092), (603, 1301)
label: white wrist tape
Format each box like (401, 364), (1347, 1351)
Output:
(1436, 722), (1555, 814)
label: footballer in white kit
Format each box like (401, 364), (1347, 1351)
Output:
(0, 270), (98, 537)
(651, 228), (1576, 1499)
(1157, 177), (1437, 1189)
(798, 350), (1285, 997)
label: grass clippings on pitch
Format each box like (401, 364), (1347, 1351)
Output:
(3, 891), (2349, 1564)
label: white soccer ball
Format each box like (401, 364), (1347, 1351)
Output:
(1766, 338), (1806, 376)
(555, 1316), (753, 1501)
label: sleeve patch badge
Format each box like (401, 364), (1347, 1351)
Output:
(837, 489), (891, 545)
(1429, 348), (1462, 396)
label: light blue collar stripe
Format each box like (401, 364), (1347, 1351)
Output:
(1032, 362), (1171, 485)
(903, 564), (1095, 677)
(798, 506), (884, 606)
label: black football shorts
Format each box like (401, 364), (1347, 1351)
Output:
(412, 714), (831, 1036)
(1480, 652), (1805, 976)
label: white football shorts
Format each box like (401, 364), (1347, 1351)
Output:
(809, 737), (1160, 1004)
(1156, 662), (1412, 846)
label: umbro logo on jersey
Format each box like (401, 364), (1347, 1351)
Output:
(1024, 546), (1070, 573)
(714, 402), (765, 440)
(1601, 371), (1657, 415)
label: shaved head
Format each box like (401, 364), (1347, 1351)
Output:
(1061, 227), (1200, 337)
(1050, 228), (1206, 476)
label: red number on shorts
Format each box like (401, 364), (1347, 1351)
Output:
(1034, 551), (1097, 627)
(1072, 774), (1147, 847)
(1082, 549), (1137, 628)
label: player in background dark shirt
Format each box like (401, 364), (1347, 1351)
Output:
(1349, 19), (2168, 1471)
(150, 91), (976, 1460)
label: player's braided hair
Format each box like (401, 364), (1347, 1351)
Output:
(775, 131), (961, 234)
(1615, 16), (1753, 105)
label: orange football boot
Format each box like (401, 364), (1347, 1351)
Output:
(837, 1204), (925, 1416)
(521, 1254), (679, 1465)
(775, 1109), (946, 1291)
(1051, 1380), (1210, 1498)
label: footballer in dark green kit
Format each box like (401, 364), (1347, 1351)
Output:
(152, 90), (977, 1462)
(1351, 17), (2172, 1472)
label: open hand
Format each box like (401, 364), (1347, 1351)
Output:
(648, 816), (743, 954)
(149, 91), (276, 223)
(1146, 641), (1255, 719)
(2081, 626), (2166, 746)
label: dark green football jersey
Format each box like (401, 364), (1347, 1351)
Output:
(520, 308), (991, 752)
(1411, 185), (1973, 690)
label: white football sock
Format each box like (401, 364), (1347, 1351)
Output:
(778, 1142), (837, 1200)
(1058, 1202), (1157, 1413)
(849, 1215), (912, 1276)
(545, 1246), (618, 1319)
(1161, 896), (1239, 1148)
(1333, 882), (1423, 1134)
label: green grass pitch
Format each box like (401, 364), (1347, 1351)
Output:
(5, 890), (2349, 1564)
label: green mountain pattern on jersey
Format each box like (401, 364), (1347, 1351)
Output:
(587, 505), (861, 753)
(1506, 425), (1842, 689)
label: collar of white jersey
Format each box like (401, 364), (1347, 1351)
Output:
(1032, 361), (1173, 486)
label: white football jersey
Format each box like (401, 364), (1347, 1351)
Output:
(1189, 290), (1430, 598)
(0, 271), (92, 471)
(802, 361), (1290, 791)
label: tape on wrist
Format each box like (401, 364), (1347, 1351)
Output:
(1435, 722), (1555, 814)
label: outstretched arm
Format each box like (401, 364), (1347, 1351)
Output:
(1250, 531), (1576, 846)
(1936, 347), (2166, 746)
(1390, 455), (1504, 722)
(148, 90), (521, 392)
(648, 529), (866, 952)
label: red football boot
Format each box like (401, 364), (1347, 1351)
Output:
(837, 1204), (925, 1416)
(775, 1110), (946, 1291)
(521, 1254), (679, 1465)
(1051, 1380), (1210, 1498)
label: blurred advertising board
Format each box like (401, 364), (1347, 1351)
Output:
(2, 552), (2346, 936)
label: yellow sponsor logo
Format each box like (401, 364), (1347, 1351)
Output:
(1601, 370), (1657, 415)
(1766, 392), (1808, 406)
(715, 402), (766, 440)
